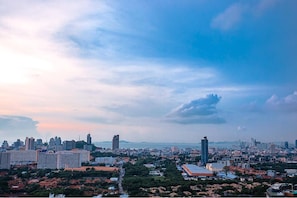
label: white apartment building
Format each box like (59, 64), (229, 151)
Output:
(37, 151), (84, 169)
(8, 150), (37, 165)
(0, 152), (11, 169)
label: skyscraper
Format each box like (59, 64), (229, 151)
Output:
(112, 135), (119, 151)
(12, 139), (23, 150)
(25, 137), (35, 150)
(1, 140), (9, 149)
(87, 133), (92, 144)
(295, 140), (297, 149)
(201, 136), (208, 165)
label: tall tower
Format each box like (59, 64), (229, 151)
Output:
(25, 137), (35, 150)
(112, 135), (119, 151)
(201, 136), (208, 165)
(87, 133), (92, 144)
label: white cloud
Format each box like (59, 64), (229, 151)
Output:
(0, 115), (39, 141)
(211, 3), (246, 31)
(266, 91), (297, 112)
(0, 0), (230, 140)
(254, 0), (279, 16)
(0, 1), (275, 142)
(237, 126), (246, 131)
(211, 0), (279, 31)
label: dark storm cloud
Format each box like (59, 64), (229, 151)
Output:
(166, 94), (225, 124)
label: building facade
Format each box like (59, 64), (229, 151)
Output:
(87, 133), (92, 145)
(63, 140), (76, 150)
(37, 152), (58, 169)
(0, 152), (11, 169)
(112, 135), (119, 151)
(8, 150), (37, 165)
(57, 151), (80, 169)
(25, 137), (35, 150)
(72, 149), (90, 164)
(37, 151), (82, 169)
(201, 136), (208, 165)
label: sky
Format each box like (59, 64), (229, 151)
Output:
(0, 0), (297, 144)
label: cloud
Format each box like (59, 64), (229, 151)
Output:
(254, 0), (279, 16)
(166, 94), (225, 124)
(237, 126), (246, 131)
(77, 116), (120, 125)
(0, 115), (39, 130)
(211, 0), (279, 31)
(211, 3), (246, 31)
(266, 91), (297, 112)
(0, 115), (39, 139)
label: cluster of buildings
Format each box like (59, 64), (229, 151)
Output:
(1, 134), (94, 152)
(0, 134), (94, 169)
(179, 137), (297, 182)
(0, 149), (90, 169)
(115, 136), (296, 182)
(0, 134), (122, 170)
(266, 183), (297, 197)
(181, 136), (230, 179)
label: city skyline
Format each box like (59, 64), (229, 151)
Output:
(0, 1), (297, 143)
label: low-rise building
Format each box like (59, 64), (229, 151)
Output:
(182, 164), (213, 177)
(206, 163), (225, 172)
(95, 157), (116, 166)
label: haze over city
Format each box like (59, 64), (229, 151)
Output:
(0, 0), (296, 143)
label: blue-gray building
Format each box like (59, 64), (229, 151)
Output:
(201, 136), (208, 165)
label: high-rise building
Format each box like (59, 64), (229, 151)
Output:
(25, 137), (35, 150)
(55, 137), (62, 145)
(35, 139), (43, 149)
(112, 135), (119, 151)
(2, 140), (9, 149)
(270, 143), (276, 154)
(87, 133), (92, 145)
(49, 137), (62, 148)
(295, 140), (297, 149)
(201, 136), (208, 165)
(284, 141), (289, 149)
(63, 140), (76, 150)
(12, 139), (24, 150)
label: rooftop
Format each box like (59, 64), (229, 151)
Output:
(182, 164), (213, 176)
(184, 164), (212, 174)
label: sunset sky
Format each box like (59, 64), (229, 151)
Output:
(0, 0), (296, 144)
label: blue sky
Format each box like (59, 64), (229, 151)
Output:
(0, 0), (296, 143)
